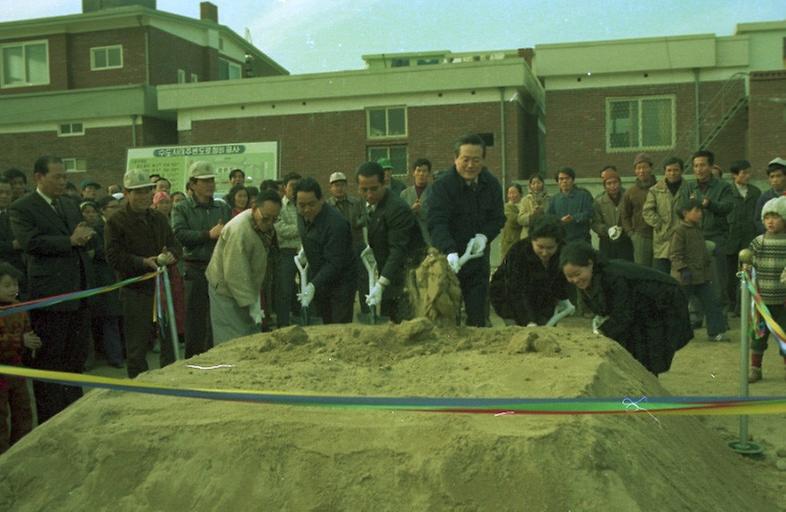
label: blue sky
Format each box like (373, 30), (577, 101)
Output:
(1, 0), (783, 73)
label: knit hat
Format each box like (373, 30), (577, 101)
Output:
(634, 153), (653, 166)
(153, 191), (171, 206)
(600, 169), (620, 184)
(761, 196), (786, 221)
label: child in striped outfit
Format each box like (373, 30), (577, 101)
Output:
(748, 196), (786, 382)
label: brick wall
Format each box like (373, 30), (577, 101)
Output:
(0, 126), (133, 187)
(543, 80), (741, 178)
(0, 33), (69, 95)
(66, 28), (146, 89)
(148, 27), (210, 85)
(184, 101), (532, 192)
(749, 71), (786, 174)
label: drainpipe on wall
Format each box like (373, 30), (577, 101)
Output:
(499, 87), (507, 189)
(131, 115), (138, 147)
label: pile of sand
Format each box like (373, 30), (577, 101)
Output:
(0, 321), (781, 511)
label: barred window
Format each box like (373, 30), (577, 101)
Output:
(606, 96), (674, 151)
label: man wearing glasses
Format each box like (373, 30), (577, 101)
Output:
(206, 189), (282, 344)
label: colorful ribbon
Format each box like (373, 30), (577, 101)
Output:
(0, 365), (784, 416)
(741, 269), (786, 353)
(0, 270), (161, 318)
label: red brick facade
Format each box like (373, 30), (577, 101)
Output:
(182, 101), (539, 191)
(749, 70), (786, 173)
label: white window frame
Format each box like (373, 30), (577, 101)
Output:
(219, 58), (242, 80)
(90, 45), (123, 71)
(605, 95), (676, 152)
(367, 145), (408, 177)
(0, 39), (50, 88)
(62, 158), (87, 173)
(366, 106), (407, 139)
(58, 122), (85, 137)
(177, 69), (186, 84)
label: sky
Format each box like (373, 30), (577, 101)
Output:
(0, 0), (784, 74)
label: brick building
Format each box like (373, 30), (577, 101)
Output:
(158, 49), (545, 191)
(534, 21), (786, 179)
(0, 0), (286, 187)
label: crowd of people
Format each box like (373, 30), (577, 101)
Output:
(1, 135), (785, 454)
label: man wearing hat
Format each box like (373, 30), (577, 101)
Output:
(754, 157), (786, 234)
(621, 153), (657, 267)
(592, 168), (633, 261)
(378, 158), (406, 197)
(105, 169), (181, 378)
(9, 156), (95, 423)
(80, 179), (101, 201)
(172, 161), (231, 357)
(206, 189), (281, 344)
(326, 170), (367, 318)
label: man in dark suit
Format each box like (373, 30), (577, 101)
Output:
(427, 134), (505, 327)
(357, 161), (424, 322)
(9, 156), (95, 423)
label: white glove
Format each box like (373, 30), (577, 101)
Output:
(592, 315), (608, 335)
(156, 251), (176, 266)
(545, 299), (575, 327)
(471, 233), (488, 254)
(366, 281), (385, 307)
(295, 247), (307, 268)
(780, 267), (786, 284)
(297, 282), (315, 308)
(608, 226), (622, 241)
(447, 252), (460, 273)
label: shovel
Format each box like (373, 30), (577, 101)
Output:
(360, 244), (379, 324)
(294, 247), (310, 325)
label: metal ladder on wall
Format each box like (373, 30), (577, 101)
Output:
(697, 72), (749, 150)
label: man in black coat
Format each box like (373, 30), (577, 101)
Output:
(357, 162), (424, 322)
(295, 177), (357, 324)
(427, 134), (505, 327)
(9, 156), (96, 423)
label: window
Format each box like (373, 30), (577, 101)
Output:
(62, 158), (87, 173)
(606, 96), (675, 151)
(391, 58), (410, 68)
(218, 58), (242, 80)
(177, 69), (186, 84)
(1, 40), (49, 88)
(90, 45), (123, 70)
(191, 73), (199, 83)
(367, 106), (407, 138)
(416, 58), (440, 66)
(368, 146), (408, 176)
(58, 122), (84, 137)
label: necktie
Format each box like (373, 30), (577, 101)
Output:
(52, 199), (66, 222)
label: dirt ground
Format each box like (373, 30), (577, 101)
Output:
(0, 314), (784, 511)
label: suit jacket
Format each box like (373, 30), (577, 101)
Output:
(9, 191), (93, 311)
(0, 209), (25, 275)
(364, 190), (424, 298)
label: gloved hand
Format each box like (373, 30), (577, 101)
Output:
(366, 280), (385, 307)
(680, 268), (692, 285)
(297, 282), (315, 308)
(447, 252), (460, 273)
(470, 233), (488, 254)
(608, 226), (622, 241)
(781, 267), (786, 284)
(592, 315), (608, 335)
(295, 247), (307, 268)
(156, 251), (177, 266)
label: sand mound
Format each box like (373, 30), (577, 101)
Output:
(0, 322), (780, 512)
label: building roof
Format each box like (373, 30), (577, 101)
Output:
(0, 4), (287, 76)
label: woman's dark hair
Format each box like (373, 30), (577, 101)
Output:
(529, 214), (565, 243)
(0, 261), (22, 283)
(528, 174), (545, 185)
(559, 241), (600, 269)
(225, 184), (248, 209)
(508, 183), (523, 195)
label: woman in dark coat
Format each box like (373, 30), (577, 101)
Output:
(490, 215), (570, 326)
(560, 241), (693, 375)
